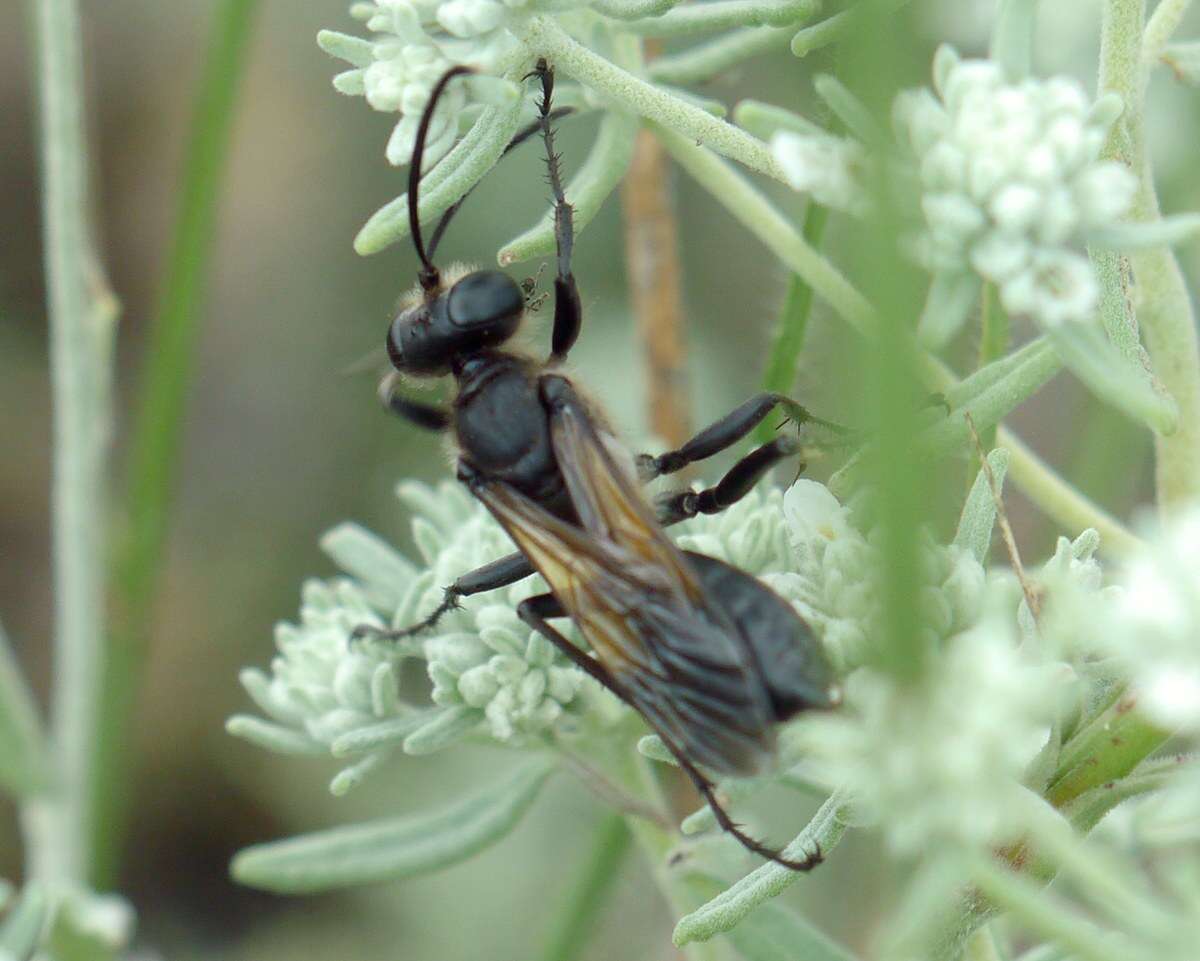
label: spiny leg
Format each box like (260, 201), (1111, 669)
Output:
(672, 748), (823, 872)
(428, 107), (573, 260)
(352, 551), (536, 644)
(529, 59), (582, 364)
(638, 391), (850, 481)
(517, 593), (821, 872)
(655, 435), (806, 526)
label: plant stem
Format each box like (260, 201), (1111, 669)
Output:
(1044, 693), (1172, 811)
(1100, 0), (1200, 508)
(598, 731), (722, 961)
(536, 813), (632, 961)
(968, 859), (1131, 961)
(28, 0), (120, 886)
(525, 15), (786, 182)
(94, 0), (260, 889)
(623, 126), (693, 447)
(659, 129), (1142, 553)
(993, 426), (1141, 556)
(755, 205), (828, 445)
(654, 127), (875, 334)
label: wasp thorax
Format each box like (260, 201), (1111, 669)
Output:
(386, 269), (524, 376)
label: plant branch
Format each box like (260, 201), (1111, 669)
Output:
(525, 15), (786, 182)
(93, 0), (260, 888)
(536, 813), (632, 961)
(28, 0), (120, 887)
(1100, 0), (1200, 508)
(623, 126), (693, 447)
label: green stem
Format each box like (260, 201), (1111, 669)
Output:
(1044, 693), (1172, 810)
(658, 129), (1140, 552)
(525, 16), (786, 182)
(94, 0), (260, 887)
(994, 426), (1141, 556)
(967, 285), (1009, 488)
(537, 813), (632, 961)
(1142, 0), (1195, 61)
(597, 731), (722, 961)
(963, 927), (1004, 961)
(1100, 0), (1200, 508)
(0, 615), (47, 797)
(654, 127), (875, 333)
(27, 0), (120, 887)
(968, 859), (1132, 961)
(755, 206), (829, 445)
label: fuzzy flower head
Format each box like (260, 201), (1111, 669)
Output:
(316, 1), (584, 165)
(896, 45), (1132, 329)
(799, 584), (1063, 856)
(770, 130), (870, 217)
(233, 477), (862, 790)
(1107, 508), (1200, 732)
(230, 480), (597, 794)
(776, 481), (986, 672)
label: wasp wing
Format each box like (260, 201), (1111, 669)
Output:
(546, 387), (705, 605)
(471, 475), (775, 774)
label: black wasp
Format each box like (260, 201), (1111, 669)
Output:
(358, 61), (842, 870)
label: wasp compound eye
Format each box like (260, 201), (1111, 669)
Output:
(447, 271), (524, 332)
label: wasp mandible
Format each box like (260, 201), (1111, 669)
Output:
(359, 61), (842, 870)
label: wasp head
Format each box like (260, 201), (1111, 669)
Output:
(386, 268), (525, 376)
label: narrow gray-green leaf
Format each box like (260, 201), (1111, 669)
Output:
(637, 734), (677, 764)
(320, 522), (417, 611)
(225, 715), (324, 755)
(989, 0), (1038, 78)
(316, 29), (373, 68)
(355, 98), (524, 255)
(813, 74), (882, 145)
(0, 883), (48, 960)
(403, 705), (481, 754)
(1045, 322), (1178, 434)
(330, 750), (390, 796)
(0, 617), (46, 796)
(232, 758), (555, 892)
(833, 339), (1061, 496)
(918, 272), (982, 351)
(674, 794), (849, 945)
(331, 712), (433, 757)
(1087, 214), (1200, 250)
(954, 449), (1010, 564)
(1162, 41), (1200, 84)
(683, 874), (860, 961)
(733, 99), (825, 139)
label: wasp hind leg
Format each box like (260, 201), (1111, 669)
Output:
(351, 551), (536, 645)
(517, 594), (822, 873)
(664, 736), (823, 872)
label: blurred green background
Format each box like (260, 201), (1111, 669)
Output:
(1, 1), (1197, 958)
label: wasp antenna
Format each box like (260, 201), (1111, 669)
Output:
(409, 65), (474, 293)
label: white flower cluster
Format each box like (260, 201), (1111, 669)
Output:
(232, 480), (595, 792)
(773, 481), (986, 671)
(770, 131), (869, 217)
(800, 585), (1063, 856)
(236, 478), (872, 782)
(896, 45), (1132, 328)
(320, 1), (588, 166)
(1108, 509), (1200, 732)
